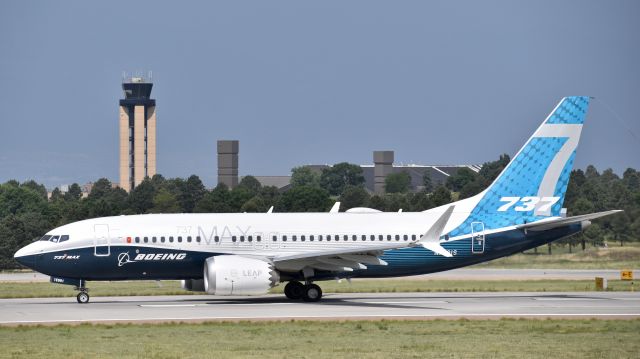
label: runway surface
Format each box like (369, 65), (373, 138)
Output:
(1, 292), (638, 325)
(1, 268), (636, 282)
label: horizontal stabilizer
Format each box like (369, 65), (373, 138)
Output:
(516, 210), (622, 232)
(421, 205), (454, 257)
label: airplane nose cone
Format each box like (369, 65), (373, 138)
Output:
(14, 246), (35, 269)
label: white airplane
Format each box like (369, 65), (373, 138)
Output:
(14, 96), (620, 303)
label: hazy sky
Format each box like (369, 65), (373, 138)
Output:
(1, 1), (639, 188)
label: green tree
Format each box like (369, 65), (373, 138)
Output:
(238, 176), (262, 194)
(194, 184), (232, 213)
(430, 186), (452, 207)
(151, 189), (181, 213)
(127, 178), (156, 214)
(368, 195), (386, 211)
(49, 188), (63, 202)
(291, 166), (321, 188)
(319, 163), (365, 195)
(64, 183), (83, 201)
(20, 180), (47, 200)
(422, 173), (433, 193)
(241, 196), (267, 213)
(446, 167), (478, 192)
(339, 186), (370, 210)
(278, 186), (331, 212)
(385, 171), (412, 193)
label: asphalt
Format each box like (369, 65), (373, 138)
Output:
(1, 268), (636, 282)
(1, 292), (638, 325)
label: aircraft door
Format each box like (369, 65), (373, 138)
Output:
(471, 222), (485, 254)
(94, 224), (111, 256)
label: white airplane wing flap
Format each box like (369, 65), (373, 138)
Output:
(272, 241), (414, 273)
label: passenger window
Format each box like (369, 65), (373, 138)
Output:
(135, 237), (140, 243)
(196, 236), (201, 243)
(379, 235), (383, 241)
(310, 235), (314, 241)
(301, 235), (305, 242)
(403, 235), (408, 241)
(318, 235), (323, 241)
(232, 236), (237, 242)
(282, 235), (287, 242)
(352, 235), (357, 241)
(160, 237), (165, 243)
(215, 236), (220, 242)
(343, 235), (348, 241)
(59, 235), (69, 243)
(395, 235), (400, 241)
(370, 235), (375, 241)
(256, 236), (261, 242)
(335, 235), (339, 241)
(152, 237), (157, 243)
(361, 235), (366, 241)
(387, 235), (391, 241)
(272, 235), (277, 242)
(39, 235), (52, 241)
(412, 234), (417, 241)
(177, 236), (182, 243)
(187, 236), (192, 243)
(169, 236), (173, 243)
(248, 236), (253, 242)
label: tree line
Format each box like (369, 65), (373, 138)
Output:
(1, 156), (638, 268)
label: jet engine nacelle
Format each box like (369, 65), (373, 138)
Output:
(181, 279), (205, 292)
(203, 255), (280, 295)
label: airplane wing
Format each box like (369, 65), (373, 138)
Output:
(272, 206), (456, 273)
(516, 210), (622, 232)
(272, 241), (415, 272)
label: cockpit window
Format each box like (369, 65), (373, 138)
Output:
(49, 235), (60, 243)
(39, 235), (52, 241)
(59, 235), (69, 243)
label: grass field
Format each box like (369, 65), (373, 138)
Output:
(1, 319), (638, 358)
(478, 243), (640, 269)
(0, 278), (637, 299)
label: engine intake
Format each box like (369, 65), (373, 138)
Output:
(203, 255), (280, 295)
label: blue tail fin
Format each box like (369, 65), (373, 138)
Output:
(449, 96), (590, 236)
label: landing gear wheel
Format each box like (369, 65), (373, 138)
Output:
(76, 292), (90, 304)
(284, 281), (304, 300)
(302, 284), (322, 302)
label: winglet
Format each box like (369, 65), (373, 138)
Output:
(267, 206), (274, 214)
(330, 202), (341, 213)
(420, 205), (454, 257)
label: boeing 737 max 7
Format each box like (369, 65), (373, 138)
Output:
(14, 96), (620, 303)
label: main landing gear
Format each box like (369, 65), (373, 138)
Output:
(284, 281), (322, 302)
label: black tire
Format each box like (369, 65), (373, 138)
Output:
(76, 292), (90, 304)
(302, 284), (322, 302)
(284, 281), (304, 300)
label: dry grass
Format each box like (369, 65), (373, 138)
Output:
(0, 319), (638, 358)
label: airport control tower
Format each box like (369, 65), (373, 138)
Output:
(119, 74), (156, 192)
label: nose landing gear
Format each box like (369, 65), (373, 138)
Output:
(74, 280), (89, 304)
(76, 291), (90, 304)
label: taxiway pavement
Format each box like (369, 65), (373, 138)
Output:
(1, 292), (638, 325)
